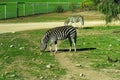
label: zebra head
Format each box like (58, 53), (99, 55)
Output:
(40, 36), (47, 51)
(64, 18), (70, 26)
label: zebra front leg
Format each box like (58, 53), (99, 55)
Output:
(54, 44), (58, 53)
(54, 41), (58, 54)
(72, 38), (76, 52)
(68, 37), (72, 52)
(49, 43), (53, 52)
(49, 42), (55, 56)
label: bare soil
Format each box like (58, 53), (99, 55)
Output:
(55, 53), (117, 80)
(1, 20), (120, 34)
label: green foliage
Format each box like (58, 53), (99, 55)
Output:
(1, 0), (83, 2)
(55, 6), (64, 13)
(98, 0), (120, 24)
(92, 0), (100, 6)
(80, 0), (96, 11)
(69, 2), (79, 12)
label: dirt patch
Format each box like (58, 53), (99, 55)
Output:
(0, 21), (105, 34)
(0, 20), (119, 34)
(55, 53), (117, 80)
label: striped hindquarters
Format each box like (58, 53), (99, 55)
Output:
(47, 26), (76, 40)
(50, 26), (76, 40)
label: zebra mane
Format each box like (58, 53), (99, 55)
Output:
(41, 31), (50, 44)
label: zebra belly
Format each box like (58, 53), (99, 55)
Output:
(58, 37), (67, 40)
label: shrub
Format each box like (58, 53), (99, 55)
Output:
(69, 2), (79, 12)
(98, 0), (120, 24)
(55, 6), (64, 13)
(80, 0), (97, 11)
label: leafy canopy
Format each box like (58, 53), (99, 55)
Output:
(94, 0), (120, 24)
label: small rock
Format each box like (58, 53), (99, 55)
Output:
(109, 44), (112, 47)
(80, 73), (84, 77)
(11, 38), (16, 42)
(40, 76), (44, 79)
(4, 56), (9, 59)
(0, 43), (3, 46)
(19, 47), (25, 50)
(1, 74), (4, 77)
(75, 64), (82, 67)
(83, 42), (86, 45)
(117, 39), (120, 42)
(46, 64), (53, 69)
(11, 31), (15, 34)
(115, 70), (119, 73)
(40, 53), (42, 55)
(36, 47), (39, 49)
(84, 56), (88, 58)
(10, 45), (14, 48)
(4, 71), (8, 75)
(10, 74), (16, 77)
(32, 58), (36, 61)
(112, 64), (115, 66)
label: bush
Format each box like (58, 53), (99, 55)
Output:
(80, 0), (97, 11)
(98, 0), (120, 24)
(69, 3), (79, 12)
(55, 6), (64, 13)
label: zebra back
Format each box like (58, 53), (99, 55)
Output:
(65, 15), (84, 26)
(47, 25), (76, 40)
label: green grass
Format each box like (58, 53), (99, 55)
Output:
(0, 11), (104, 23)
(0, 26), (120, 79)
(2, 0), (83, 2)
(0, 29), (66, 80)
(59, 26), (120, 79)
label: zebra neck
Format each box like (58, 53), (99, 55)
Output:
(43, 34), (49, 43)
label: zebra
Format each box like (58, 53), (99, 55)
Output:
(64, 15), (84, 28)
(40, 25), (77, 53)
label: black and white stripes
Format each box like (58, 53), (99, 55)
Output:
(40, 25), (77, 53)
(64, 15), (84, 28)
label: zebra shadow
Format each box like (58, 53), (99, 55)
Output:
(83, 27), (94, 29)
(75, 27), (94, 30)
(46, 47), (96, 53)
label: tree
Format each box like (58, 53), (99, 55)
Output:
(98, 0), (120, 24)
(114, 0), (120, 4)
(92, 0), (100, 6)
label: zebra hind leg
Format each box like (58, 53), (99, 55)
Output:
(54, 42), (58, 52)
(54, 41), (58, 54)
(72, 38), (76, 52)
(68, 37), (72, 52)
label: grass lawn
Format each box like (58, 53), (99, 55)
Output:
(0, 26), (120, 79)
(0, 29), (66, 80)
(63, 26), (120, 79)
(0, 11), (104, 23)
